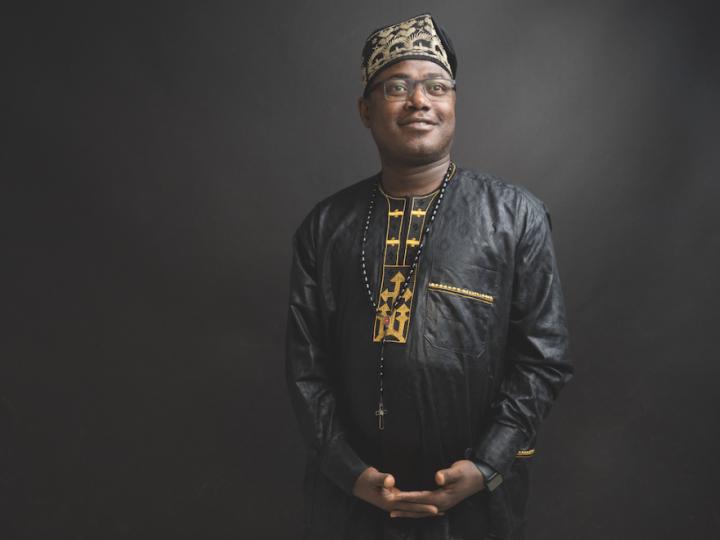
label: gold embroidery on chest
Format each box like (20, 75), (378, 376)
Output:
(427, 282), (495, 304)
(373, 190), (438, 343)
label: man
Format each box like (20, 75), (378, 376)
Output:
(285, 13), (572, 540)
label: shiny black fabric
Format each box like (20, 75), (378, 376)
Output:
(285, 166), (572, 539)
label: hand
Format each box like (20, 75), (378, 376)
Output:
(352, 466), (444, 519)
(390, 459), (485, 518)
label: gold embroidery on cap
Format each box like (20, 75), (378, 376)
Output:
(362, 13), (451, 86)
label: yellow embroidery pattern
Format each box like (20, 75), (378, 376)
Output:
(372, 165), (457, 343)
(373, 190), (438, 343)
(516, 448), (536, 458)
(362, 13), (452, 87)
(427, 282), (494, 305)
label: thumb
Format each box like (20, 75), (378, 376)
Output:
(382, 473), (395, 489)
(435, 466), (460, 486)
(370, 469), (394, 488)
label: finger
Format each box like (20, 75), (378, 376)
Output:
(392, 489), (436, 502)
(392, 502), (439, 514)
(390, 510), (446, 519)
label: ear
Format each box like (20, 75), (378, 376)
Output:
(358, 96), (371, 128)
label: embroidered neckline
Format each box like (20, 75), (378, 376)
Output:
(377, 182), (443, 200)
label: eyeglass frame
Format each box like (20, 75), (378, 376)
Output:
(364, 76), (457, 101)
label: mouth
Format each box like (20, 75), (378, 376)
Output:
(399, 118), (438, 127)
(399, 119), (438, 131)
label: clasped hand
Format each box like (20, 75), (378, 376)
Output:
(351, 459), (485, 519)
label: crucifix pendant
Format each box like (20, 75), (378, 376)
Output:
(375, 403), (388, 430)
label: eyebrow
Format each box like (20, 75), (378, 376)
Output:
(386, 71), (449, 79)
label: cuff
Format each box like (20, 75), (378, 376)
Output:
(468, 422), (527, 477)
(465, 454), (498, 481)
(319, 434), (370, 496)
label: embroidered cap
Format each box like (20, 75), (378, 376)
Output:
(361, 13), (457, 96)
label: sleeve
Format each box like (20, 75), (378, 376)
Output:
(285, 212), (370, 496)
(469, 194), (573, 477)
(466, 454), (499, 483)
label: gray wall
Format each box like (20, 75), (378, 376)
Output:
(4, 1), (719, 538)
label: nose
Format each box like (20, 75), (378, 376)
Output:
(405, 81), (430, 109)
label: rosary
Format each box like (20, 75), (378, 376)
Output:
(359, 162), (456, 430)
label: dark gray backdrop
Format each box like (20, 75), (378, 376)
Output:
(4, 1), (719, 538)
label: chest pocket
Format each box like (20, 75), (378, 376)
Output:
(424, 264), (499, 356)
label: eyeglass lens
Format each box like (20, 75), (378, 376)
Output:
(384, 79), (454, 100)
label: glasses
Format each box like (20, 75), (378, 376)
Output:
(369, 77), (457, 101)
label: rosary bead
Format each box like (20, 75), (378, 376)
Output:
(361, 163), (454, 429)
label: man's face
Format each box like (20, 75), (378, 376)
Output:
(358, 59), (456, 166)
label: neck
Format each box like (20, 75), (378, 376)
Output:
(379, 155), (452, 197)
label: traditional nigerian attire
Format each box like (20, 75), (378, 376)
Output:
(285, 166), (572, 539)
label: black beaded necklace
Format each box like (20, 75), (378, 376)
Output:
(360, 161), (456, 430)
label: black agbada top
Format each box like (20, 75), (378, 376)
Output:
(285, 165), (572, 540)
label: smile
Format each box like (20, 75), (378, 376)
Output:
(400, 121), (436, 130)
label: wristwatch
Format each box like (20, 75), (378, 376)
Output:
(472, 459), (503, 492)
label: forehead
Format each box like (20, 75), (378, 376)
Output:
(379, 59), (451, 79)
